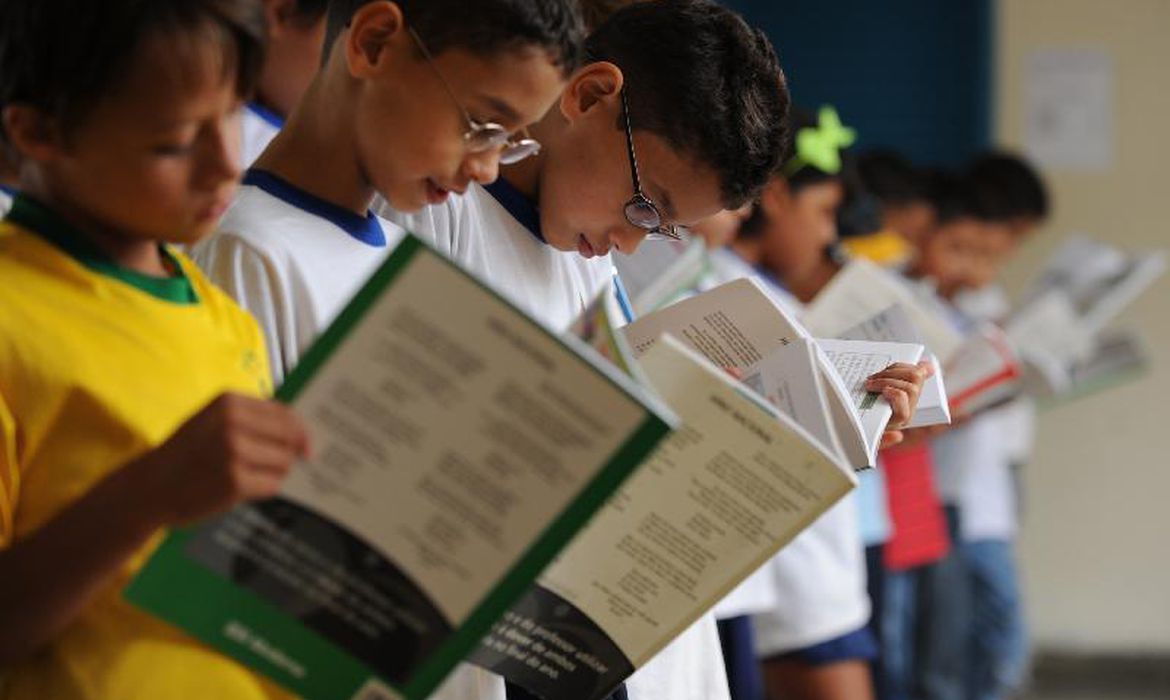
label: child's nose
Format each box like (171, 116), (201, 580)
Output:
(462, 149), (500, 186)
(610, 222), (647, 255)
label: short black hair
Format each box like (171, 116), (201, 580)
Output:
(966, 151), (1049, 222)
(857, 149), (930, 208)
(928, 168), (1001, 225)
(325, 0), (585, 76)
(587, 0), (790, 209)
(0, 0), (266, 148)
(579, 0), (642, 32)
(293, 0), (329, 24)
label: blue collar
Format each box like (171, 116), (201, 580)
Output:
(0, 184), (17, 197)
(484, 177), (545, 243)
(243, 169), (386, 247)
(246, 101), (285, 130)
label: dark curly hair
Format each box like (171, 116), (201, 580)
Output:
(586, 0), (790, 209)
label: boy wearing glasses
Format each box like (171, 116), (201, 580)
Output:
(381, 0), (789, 330)
(193, 0), (583, 381)
(382, 2), (787, 699)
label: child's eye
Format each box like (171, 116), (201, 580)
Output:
(152, 140), (196, 156)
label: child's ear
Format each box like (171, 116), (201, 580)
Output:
(2, 105), (62, 163)
(559, 62), (623, 124)
(344, 0), (406, 78)
(759, 177), (791, 217)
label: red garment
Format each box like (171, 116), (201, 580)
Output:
(881, 442), (950, 571)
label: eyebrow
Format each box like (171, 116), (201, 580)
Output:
(474, 95), (522, 125)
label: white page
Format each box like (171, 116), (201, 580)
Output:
(742, 339), (844, 463)
(838, 304), (951, 428)
(1007, 290), (1094, 367)
(803, 258), (963, 361)
(814, 338), (924, 468)
(943, 323), (1022, 414)
(1023, 235), (1167, 334)
(619, 278), (863, 466)
(621, 277), (809, 370)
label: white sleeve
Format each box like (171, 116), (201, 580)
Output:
(192, 233), (298, 386)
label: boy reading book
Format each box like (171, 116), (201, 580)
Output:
(0, 2), (312, 698)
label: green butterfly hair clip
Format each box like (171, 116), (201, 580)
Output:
(783, 106), (857, 177)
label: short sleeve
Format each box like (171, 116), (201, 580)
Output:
(192, 233), (296, 386)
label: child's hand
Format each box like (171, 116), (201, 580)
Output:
(867, 360), (935, 449)
(133, 394), (310, 526)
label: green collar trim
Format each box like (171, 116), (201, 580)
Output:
(4, 195), (198, 304)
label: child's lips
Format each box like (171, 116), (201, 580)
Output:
(198, 198), (230, 222)
(577, 233), (596, 259)
(425, 179), (450, 204)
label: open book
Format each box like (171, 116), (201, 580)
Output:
(469, 308), (856, 700)
(835, 304), (951, 428)
(1031, 328), (1151, 403)
(1021, 234), (1167, 335)
(802, 257), (964, 361)
(1009, 235), (1166, 398)
(616, 278), (924, 470)
(803, 260), (1028, 418)
(126, 236), (675, 700)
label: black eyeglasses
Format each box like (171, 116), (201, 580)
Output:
(620, 89), (685, 241)
(408, 27), (541, 165)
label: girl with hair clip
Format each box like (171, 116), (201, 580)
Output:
(728, 107), (931, 700)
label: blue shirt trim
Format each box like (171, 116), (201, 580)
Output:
(0, 184), (17, 197)
(243, 169), (387, 247)
(484, 177), (545, 243)
(612, 271), (636, 323)
(246, 101), (285, 130)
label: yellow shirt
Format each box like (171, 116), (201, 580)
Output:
(0, 198), (292, 700)
(840, 229), (914, 267)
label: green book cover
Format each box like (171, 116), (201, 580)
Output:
(126, 235), (673, 700)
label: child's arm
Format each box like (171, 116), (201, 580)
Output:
(0, 393), (309, 664)
(866, 359), (935, 449)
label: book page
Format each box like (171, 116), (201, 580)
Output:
(838, 304), (951, 428)
(742, 339), (840, 459)
(803, 259), (963, 361)
(127, 238), (672, 700)
(943, 323), (1022, 414)
(621, 277), (808, 370)
(471, 337), (854, 700)
(815, 338), (924, 467)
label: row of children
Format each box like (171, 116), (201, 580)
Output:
(646, 112), (1051, 700)
(0, 1), (936, 700)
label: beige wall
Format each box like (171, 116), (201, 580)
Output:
(996, 0), (1170, 652)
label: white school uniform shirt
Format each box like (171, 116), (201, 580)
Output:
(192, 172), (502, 700)
(0, 187), (14, 216)
(380, 181), (731, 700)
(240, 102), (283, 168)
(931, 288), (1020, 542)
(192, 169), (406, 383)
(746, 273), (870, 655)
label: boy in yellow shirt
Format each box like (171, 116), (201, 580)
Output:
(0, 1), (310, 698)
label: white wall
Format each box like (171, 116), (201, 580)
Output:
(996, 0), (1170, 652)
